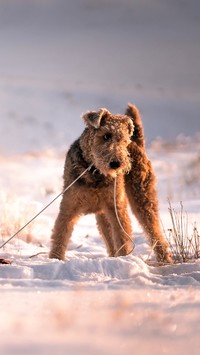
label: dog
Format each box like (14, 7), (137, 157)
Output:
(49, 104), (171, 263)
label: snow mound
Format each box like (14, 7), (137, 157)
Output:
(1, 244), (200, 290)
(0, 250), (149, 288)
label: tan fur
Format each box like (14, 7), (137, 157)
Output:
(49, 105), (172, 263)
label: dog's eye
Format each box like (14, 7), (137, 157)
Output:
(103, 133), (112, 141)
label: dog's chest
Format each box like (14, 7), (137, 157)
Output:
(76, 168), (113, 189)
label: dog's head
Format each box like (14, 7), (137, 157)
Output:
(81, 108), (134, 177)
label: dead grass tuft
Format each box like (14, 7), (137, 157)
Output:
(166, 201), (200, 263)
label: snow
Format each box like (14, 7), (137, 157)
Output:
(0, 1), (200, 354)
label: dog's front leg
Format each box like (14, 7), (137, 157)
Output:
(49, 193), (79, 260)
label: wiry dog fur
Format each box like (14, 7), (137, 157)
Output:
(49, 104), (172, 263)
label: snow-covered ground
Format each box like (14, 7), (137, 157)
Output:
(0, 1), (200, 354)
(1, 145), (200, 355)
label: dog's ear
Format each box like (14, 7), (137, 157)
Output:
(127, 119), (134, 137)
(82, 108), (111, 128)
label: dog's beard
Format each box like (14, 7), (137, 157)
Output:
(97, 161), (132, 178)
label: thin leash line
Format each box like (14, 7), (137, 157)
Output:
(114, 176), (135, 256)
(0, 164), (134, 256)
(0, 164), (93, 250)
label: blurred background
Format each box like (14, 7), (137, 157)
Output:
(0, 0), (199, 154)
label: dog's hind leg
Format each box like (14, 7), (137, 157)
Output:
(125, 151), (171, 262)
(125, 104), (172, 263)
(103, 185), (134, 257)
(107, 206), (133, 257)
(96, 213), (116, 256)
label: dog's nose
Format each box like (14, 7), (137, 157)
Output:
(109, 160), (121, 169)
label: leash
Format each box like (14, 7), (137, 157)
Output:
(0, 164), (93, 250)
(0, 164), (134, 257)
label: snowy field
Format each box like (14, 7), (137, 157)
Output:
(0, 1), (200, 354)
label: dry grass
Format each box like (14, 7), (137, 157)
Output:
(0, 196), (33, 243)
(0, 193), (51, 248)
(166, 201), (200, 263)
(184, 154), (200, 186)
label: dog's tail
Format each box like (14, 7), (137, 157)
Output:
(125, 103), (145, 148)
